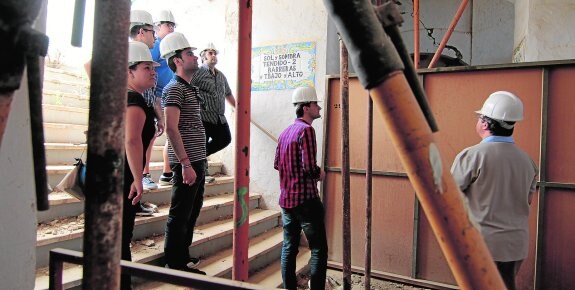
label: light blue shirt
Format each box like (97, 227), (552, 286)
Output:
(481, 135), (514, 143)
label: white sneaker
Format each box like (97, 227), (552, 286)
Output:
(142, 173), (158, 190)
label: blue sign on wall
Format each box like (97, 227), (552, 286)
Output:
(251, 42), (316, 91)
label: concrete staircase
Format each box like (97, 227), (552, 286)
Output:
(34, 66), (309, 290)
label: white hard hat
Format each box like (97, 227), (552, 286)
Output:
(475, 91), (524, 122)
(130, 10), (154, 28)
(292, 87), (320, 104)
(128, 41), (160, 67)
(160, 32), (196, 59)
(200, 42), (219, 58)
(154, 10), (176, 26)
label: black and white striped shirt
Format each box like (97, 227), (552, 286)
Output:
(163, 75), (206, 164)
(191, 65), (232, 124)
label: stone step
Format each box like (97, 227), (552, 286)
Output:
(46, 161), (224, 188)
(44, 143), (164, 165)
(39, 175), (232, 224)
(43, 89), (89, 109)
(248, 248), (311, 289)
(42, 117), (168, 145)
(42, 104), (88, 126)
(35, 192), (268, 269)
(34, 209), (282, 290)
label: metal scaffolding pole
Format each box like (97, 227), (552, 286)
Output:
(428, 0), (469, 68)
(339, 38), (352, 290)
(82, 0), (130, 288)
(232, 0), (253, 282)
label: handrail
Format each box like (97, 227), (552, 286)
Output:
(49, 248), (273, 290)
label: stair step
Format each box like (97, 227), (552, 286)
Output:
(46, 161), (224, 188)
(34, 209), (282, 290)
(43, 89), (90, 109)
(201, 227), (283, 278)
(44, 143), (164, 165)
(42, 104), (88, 126)
(42, 122), (168, 145)
(248, 248), (311, 288)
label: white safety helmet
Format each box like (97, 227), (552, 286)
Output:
(130, 10), (154, 29)
(128, 41), (160, 67)
(200, 42), (219, 58)
(292, 87), (320, 104)
(154, 10), (176, 26)
(159, 32), (196, 59)
(475, 91), (524, 122)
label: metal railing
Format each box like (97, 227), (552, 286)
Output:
(48, 248), (274, 290)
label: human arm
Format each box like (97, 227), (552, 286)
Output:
(226, 93), (236, 109)
(450, 150), (475, 194)
(165, 106), (197, 185)
(125, 106), (146, 204)
(154, 98), (164, 136)
(300, 127), (321, 179)
(84, 60), (92, 79)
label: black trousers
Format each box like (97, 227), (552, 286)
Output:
(203, 121), (231, 157)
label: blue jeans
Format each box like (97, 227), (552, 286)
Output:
(281, 198), (328, 290)
(164, 160), (206, 268)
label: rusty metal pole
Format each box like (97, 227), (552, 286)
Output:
(339, 37), (352, 290)
(82, 0), (130, 289)
(414, 0), (420, 68)
(324, 0), (506, 288)
(364, 93), (373, 290)
(428, 0), (469, 68)
(232, 0), (252, 282)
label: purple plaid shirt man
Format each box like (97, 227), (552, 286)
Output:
(274, 118), (321, 208)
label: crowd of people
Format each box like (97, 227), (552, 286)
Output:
(115, 8), (536, 290)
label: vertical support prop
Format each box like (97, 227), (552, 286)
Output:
(413, 0), (420, 68)
(364, 93), (373, 290)
(340, 38), (352, 290)
(232, 0), (253, 282)
(82, 0), (130, 289)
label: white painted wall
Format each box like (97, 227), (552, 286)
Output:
(0, 2), (46, 287)
(513, 0), (575, 62)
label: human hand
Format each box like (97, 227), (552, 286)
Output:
(182, 166), (197, 186)
(128, 181), (143, 205)
(156, 121), (165, 137)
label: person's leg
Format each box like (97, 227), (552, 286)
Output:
(496, 261), (519, 290)
(121, 183), (138, 290)
(142, 135), (158, 190)
(164, 163), (198, 269)
(299, 198), (328, 290)
(280, 207), (301, 290)
(159, 141), (173, 185)
(183, 160), (206, 255)
(203, 121), (232, 157)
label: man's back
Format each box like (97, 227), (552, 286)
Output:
(451, 141), (537, 260)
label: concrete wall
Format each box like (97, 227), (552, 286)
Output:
(513, 0), (575, 62)
(132, 0), (329, 210)
(0, 2), (46, 288)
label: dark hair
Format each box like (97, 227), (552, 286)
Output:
(481, 116), (515, 136)
(129, 24), (152, 39)
(295, 102), (312, 118)
(167, 50), (183, 72)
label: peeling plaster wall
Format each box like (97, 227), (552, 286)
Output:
(515, 0), (575, 62)
(0, 2), (46, 288)
(132, 0), (328, 211)
(472, 0), (514, 65)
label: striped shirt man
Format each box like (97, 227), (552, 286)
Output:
(192, 64), (232, 124)
(163, 75), (206, 163)
(274, 118), (321, 208)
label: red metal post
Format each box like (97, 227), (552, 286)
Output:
(428, 0), (469, 68)
(232, 0), (252, 282)
(413, 0), (420, 68)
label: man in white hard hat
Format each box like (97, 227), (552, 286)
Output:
(160, 32), (206, 275)
(151, 10), (177, 187)
(274, 87), (327, 290)
(191, 43), (236, 183)
(451, 91), (538, 290)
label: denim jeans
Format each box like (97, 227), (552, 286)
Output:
(164, 160), (206, 268)
(203, 121), (231, 157)
(281, 198), (328, 290)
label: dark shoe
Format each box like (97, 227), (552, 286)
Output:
(159, 172), (174, 185)
(186, 257), (201, 269)
(135, 203), (154, 216)
(166, 264), (206, 275)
